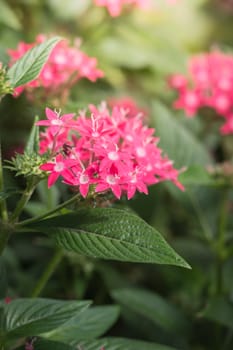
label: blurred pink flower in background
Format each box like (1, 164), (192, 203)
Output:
(169, 51), (233, 135)
(94, 0), (177, 16)
(8, 35), (103, 101)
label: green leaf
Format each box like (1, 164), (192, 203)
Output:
(14, 339), (74, 350)
(178, 166), (214, 186)
(0, 189), (20, 201)
(152, 102), (212, 168)
(48, 0), (91, 20)
(7, 37), (62, 88)
(44, 305), (120, 344)
(0, 0), (21, 30)
(28, 208), (190, 268)
(78, 337), (180, 350)
(202, 297), (233, 329)
(112, 288), (190, 336)
(1, 298), (90, 340)
(25, 116), (39, 155)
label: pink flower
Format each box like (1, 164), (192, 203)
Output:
(8, 35), (104, 101)
(170, 51), (233, 135)
(36, 108), (75, 136)
(40, 154), (77, 187)
(37, 103), (184, 199)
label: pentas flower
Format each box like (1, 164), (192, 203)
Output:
(108, 97), (148, 119)
(37, 103), (184, 200)
(94, 0), (176, 16)
(8, 35), (103, 101)
(169, 51), (233, 135)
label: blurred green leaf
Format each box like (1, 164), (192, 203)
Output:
(14, 339), (73, 350)
(152, 102), (212, 168)
(79, 337), (180, 350)
(202, 297), (233, 329)
(27, 208), (190, 267)
(112, 288), (191, 336)
(14, 337), (179, 350)
(1, 298), (90, 340)
(7, 37), (62, 88)
(48, 0), (91, 20)
(0, 0), (21, 30)
(179, 166), (215, 186)
(44, 306), (119, 344)
(0, 189), (20, 200)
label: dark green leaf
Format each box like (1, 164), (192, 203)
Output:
(112, 288), (190, 335)
(7, 37), (62, 88)
(152, 102), (212, 168)
(2, 298), (90, 339)
(0, 189), (20, 201)
(44, 306), (119, 344)
(202, 297), (233, 329)
(28, 208), (190, 268)
(13, 338), (74, 350)
(79, 337), (180, 350)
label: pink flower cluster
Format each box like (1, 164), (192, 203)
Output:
(94, 0), (177, 16)
(169, 52), (233, 135)
(94, 0), (151, 16)
(37, 103), (184, 200)
(8, 35), (103, 98)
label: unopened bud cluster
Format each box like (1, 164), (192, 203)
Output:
(7, 152), (47, 178)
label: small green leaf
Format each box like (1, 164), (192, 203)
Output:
(179, 166), (214, 186)
(25, 116), (39, 155)
(0, 189), (20, 201)
(7, 37), (62, 88)
(44, 306), (120, 344)
(2, 298), (90, 339)
(28, 208), (190, 268)
(112, 288), (190, 336)
(78, 337), (180, 350)
(202, 297), (233, 329)
(152, 102), (212, 168)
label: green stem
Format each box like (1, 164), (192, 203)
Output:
(0, 222), (13, 256)
(187, 189), (213, 244)
(215, 188), (229, 295)
(0, 143), (8, 222)
(9, 177), (39, 223)
(15, 193), (81, 228)
(31, 248), (63, 298)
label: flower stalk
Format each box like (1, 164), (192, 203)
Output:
(0, 142), (8, 222)
(10, 176), (40, 223)
(31, 248), (63, 298)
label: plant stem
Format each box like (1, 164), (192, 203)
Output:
(0, 223), (11, 256)
(15, 193), (81, 228)
(215, 188), (229, 295)
(187, 189), (213, 244)
(31, 248), (63, 298)
(9, 177), (39, 223)
(0, 142), (8, 222)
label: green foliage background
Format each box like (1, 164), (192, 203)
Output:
(0, 0), (233, 349)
